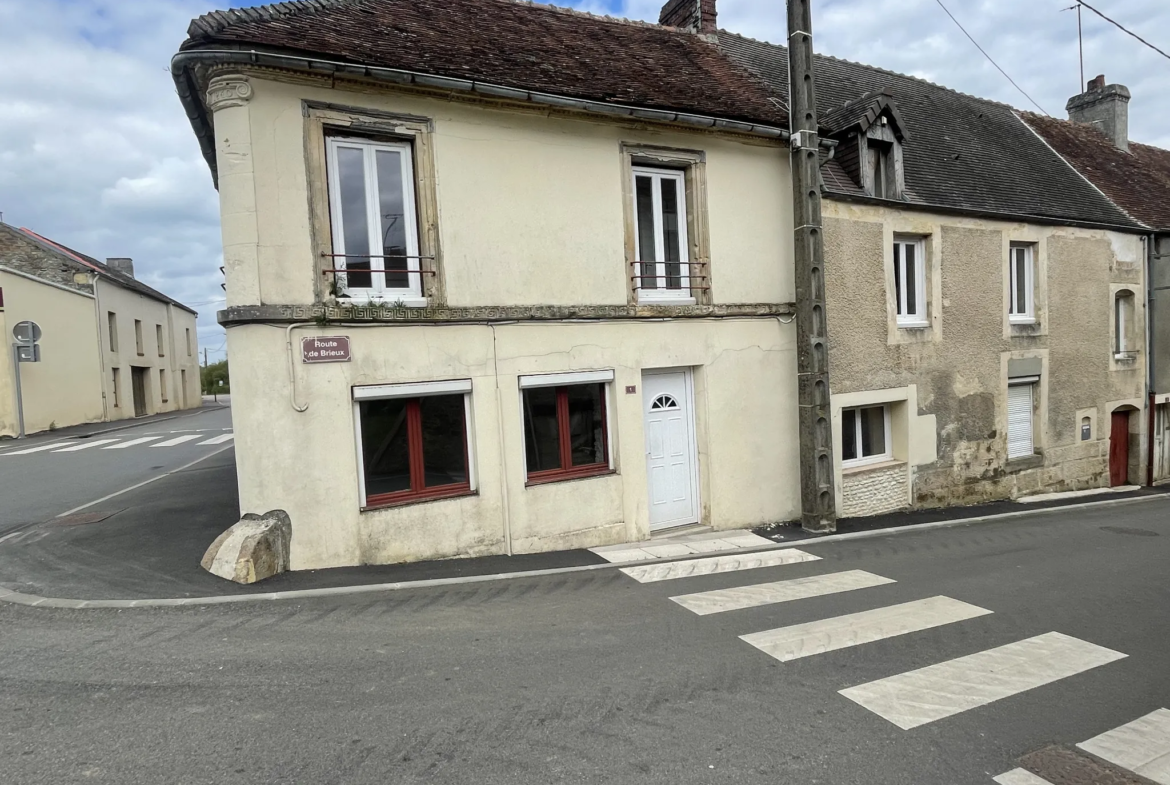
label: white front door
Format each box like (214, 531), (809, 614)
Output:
(643, 370), (699, 530)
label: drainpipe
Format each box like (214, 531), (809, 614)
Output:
(1147, 234), (1157, 486)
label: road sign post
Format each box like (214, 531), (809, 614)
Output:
(11, 320), (42, 439)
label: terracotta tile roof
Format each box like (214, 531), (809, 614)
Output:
(180, 0), (788, 128)
(1022, 113), (1170, 231)
(720, 33), (1140, 229)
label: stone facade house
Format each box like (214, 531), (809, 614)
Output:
(0, 223), (202, 437)
(721, 37), (1150, 515)
(174, 0), (1154, 570)
(1023, 77), (1170, 484)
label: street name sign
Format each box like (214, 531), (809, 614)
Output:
(302, 336), (351, 364)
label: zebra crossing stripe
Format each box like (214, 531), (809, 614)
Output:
(740, 596), (991, 662)
(670, 570), (894, 615)
(152, 435), (203, 447)
(2, 441), (73, 455)
(1077, 708), (1170, 784)
(198, 433), (235, 445)
(839, 632), (1126, 730)
(620, 549), (820, 583)
(993, 769), (1055, 785)
(103, 437), (163, 449)
(53, 439), (120, 452)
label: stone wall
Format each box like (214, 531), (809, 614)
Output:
(0, 225), (93, 295)
(841, 462), (908, 518)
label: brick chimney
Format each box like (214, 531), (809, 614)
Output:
(659, 0), (717, 35)
(1067, 74), (1131, 152)
(106, 257), (135, 279)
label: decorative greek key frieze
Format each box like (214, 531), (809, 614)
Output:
(206, 76), (254, 112)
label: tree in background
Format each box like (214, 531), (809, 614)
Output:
(200, 360), (230, 395)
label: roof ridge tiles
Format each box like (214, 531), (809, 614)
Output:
(718, 30), (1024, 115)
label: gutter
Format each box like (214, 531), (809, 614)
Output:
(170, 47), (836, 186)
(823, 190), (1147, 235)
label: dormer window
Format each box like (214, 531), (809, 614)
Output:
(868, 139), (893, 199)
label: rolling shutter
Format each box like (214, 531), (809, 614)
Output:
(1007, 384), (1034, 459)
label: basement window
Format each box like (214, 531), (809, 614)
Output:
(353, 380), (474, 508)
(841, 405), (891, 468)
(521, 371), (613, 484)
(326, 136), (424, 305)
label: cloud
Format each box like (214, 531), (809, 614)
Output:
(1, 0), (1167, 368)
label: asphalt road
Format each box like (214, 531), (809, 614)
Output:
(0, 405), (235, 534)
(2, 498), (1168, 784)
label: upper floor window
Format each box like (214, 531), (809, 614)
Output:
(326, 136), (422, 303)
(107, 311), (118, 353)
(1009, 244), (1035, 324)
(893, 237), (927, 327)
(185, 328), (192, 357)
(1115, 290), (1136, 357)
(633, 166), (691, 302)
(156, 324), (165, 357)
(134, 319), (143, 355)
(868, 140), (894, 199)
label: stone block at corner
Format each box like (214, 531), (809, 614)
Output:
(201, 509), (292, 585)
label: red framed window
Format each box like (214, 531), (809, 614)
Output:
(358, 393), (471, 508)
(523, 383), (609, 484)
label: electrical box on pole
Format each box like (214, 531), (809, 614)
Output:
(788, 0), (837, 533)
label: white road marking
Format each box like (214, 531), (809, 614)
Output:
(740, 596), (992, 662)
(670, 570), (894, 615)
(152, 434), (203, 447)
(620, 549), (821, 583)
(197, 433), (235, 445)
(53, 439), (120, 452)
(1077, 708), (1170, 784)
(993, 769), (1056, 785)
(3, 441), (77, 455)
(54, 443), (237, 519)
(103, 436), (163, 449)
(840, 632), (1127, 730)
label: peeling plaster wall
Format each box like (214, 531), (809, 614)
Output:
(823, 201), (1146, 511)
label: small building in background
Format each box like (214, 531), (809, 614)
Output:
(0, 223), (202, 437)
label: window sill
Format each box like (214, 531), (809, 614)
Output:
(526, 466), (615, 487)
(362, 485), (475, 511)
(638, 296), (697, 306)
(896, 321), (929, 330)
(1009, 318), (1037, 326)
(1114, 352), (1138, 362)
(842, 458), (903, 476)
(1006, 453), (1044, 471)
(342, 295), (429, 309)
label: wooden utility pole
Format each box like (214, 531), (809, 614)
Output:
(788, 0), (836, 533)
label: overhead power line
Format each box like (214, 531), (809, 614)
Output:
(933, 0), (1050, 115)
(1076, 1), (1170, 63)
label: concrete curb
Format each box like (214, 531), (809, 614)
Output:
(0, 492), (1165, 610)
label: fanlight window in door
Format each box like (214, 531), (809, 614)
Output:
(650, 394), (679, 411)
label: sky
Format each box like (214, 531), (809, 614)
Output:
(1, 0), (1168, 362)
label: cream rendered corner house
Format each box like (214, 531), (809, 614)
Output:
(0, 223), (201, 437)
(722, 38), (1150, 515)
(173, 0), (805, 569)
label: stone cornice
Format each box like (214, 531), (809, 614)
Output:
(218, 302), (794, 327)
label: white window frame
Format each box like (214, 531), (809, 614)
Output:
(632, 166), (692, 303)
(350, 379), (477, 506)
(326, 136), (424, 306)
(1115, 291), (1135, 357)
(841, 404), (893, 468)
(1009, 244), (1036, 324)
(893, 237), (927, 327)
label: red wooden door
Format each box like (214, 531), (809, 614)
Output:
(1110, 411), (1130, 487)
